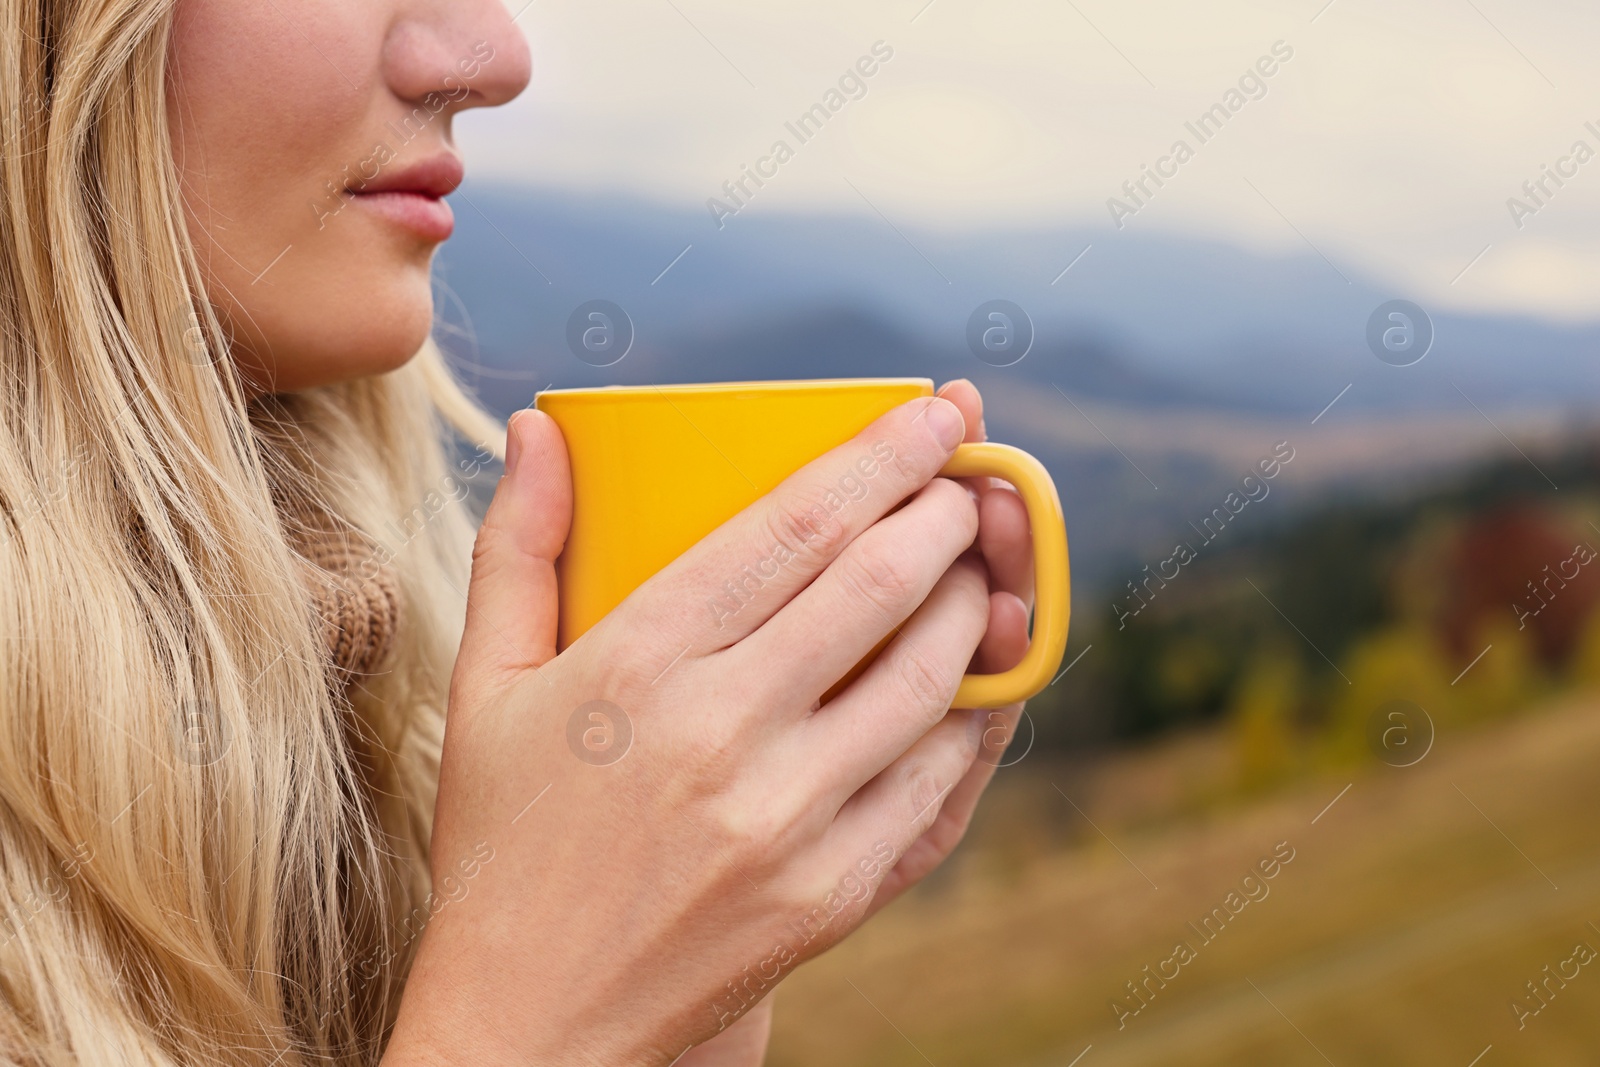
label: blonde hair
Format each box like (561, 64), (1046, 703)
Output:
(0, 0), (506, 1061)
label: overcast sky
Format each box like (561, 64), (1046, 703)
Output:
(460, 0), (1600, 323)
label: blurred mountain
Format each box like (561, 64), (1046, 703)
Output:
(434, 183), (1600, 419)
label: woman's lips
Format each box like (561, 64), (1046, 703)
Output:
(348, 189), (456, 242)
(347, 154), (464, 242)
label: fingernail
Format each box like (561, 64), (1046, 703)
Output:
(925, 398), (965, 451)
(505, 411), (527, 476)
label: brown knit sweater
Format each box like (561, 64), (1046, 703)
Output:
(284, 500), (399, 682)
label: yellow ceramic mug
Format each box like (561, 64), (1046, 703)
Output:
(534, 378), (1069, 708)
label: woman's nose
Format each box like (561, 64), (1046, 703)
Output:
(383, 0), (532, 112)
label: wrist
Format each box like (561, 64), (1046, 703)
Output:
(383, 930), (660, 1067)
(383, 944), (568, 1067)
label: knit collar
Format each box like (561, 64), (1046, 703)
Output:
(282, 499), (399, 683)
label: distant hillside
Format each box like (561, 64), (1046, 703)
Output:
(434, 184), (1600, 418)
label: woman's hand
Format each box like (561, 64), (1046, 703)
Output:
(385, 388), (1025, 1066)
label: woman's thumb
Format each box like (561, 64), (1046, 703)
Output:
(457, 408), (572, 686)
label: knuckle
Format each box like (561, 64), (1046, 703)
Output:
(786, 865), (873, 934)
(894, 639), (956, 718)
(688, 715), (744, 777)
(836, 542), (919, 619)
(886, 407), (945, 470)
(713, 805), (770, 852)
(710, 799), (796, 868)
(770, 494), (848, 562)
(902, 762), (950, 836)
(471, 518), (550, 578)
(781, 887), (855, 950)
(468, 520), (505, 569)
(920, 800), (972, 857)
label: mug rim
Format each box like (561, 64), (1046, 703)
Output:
(535, 377), (935, 405)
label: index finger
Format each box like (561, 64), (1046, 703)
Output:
(628, 395), (968, 650)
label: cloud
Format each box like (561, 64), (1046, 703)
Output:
(462, 0), (1600, 319)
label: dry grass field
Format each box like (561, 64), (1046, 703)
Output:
(767, 693), (1600, 1066)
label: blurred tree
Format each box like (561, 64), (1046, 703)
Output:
(1099, 616), (1240, 739)
(1228, 644), (1302, 792)
(1440, 505), (1599, 666)
(1321, 625), (1453, 767)
(1450, 613), (1542, 723)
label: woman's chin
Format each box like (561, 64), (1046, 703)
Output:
(231, 310), (434, 393)
(279, 272), (439, 389)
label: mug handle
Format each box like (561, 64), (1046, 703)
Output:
(939, 443), (1071, 709)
